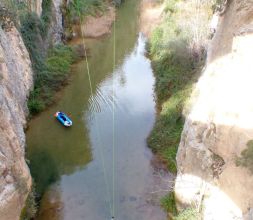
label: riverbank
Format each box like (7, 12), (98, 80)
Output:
(23, 1), (116, 116)
(143, 0), (214, 218)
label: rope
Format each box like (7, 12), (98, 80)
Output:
(76, 2), (118, 218)
(77, 9), (113, 217)
(112, 4), (116, 218)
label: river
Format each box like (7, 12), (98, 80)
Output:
(26, 0), (166, 219)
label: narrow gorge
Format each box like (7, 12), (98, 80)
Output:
(1, 0), (253, 220)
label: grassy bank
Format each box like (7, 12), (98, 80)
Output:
(147, 0), (212, 173)
(18, 0), (82, 115)
(62, 0), (121, 40)
(147, 0), (214, 218)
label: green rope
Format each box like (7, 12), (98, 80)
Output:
(112, 7), (116, 218)
(77, 10), (113, 217)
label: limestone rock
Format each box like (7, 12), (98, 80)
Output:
(175, 0), (253, 219)
(0, 26), (33, 220)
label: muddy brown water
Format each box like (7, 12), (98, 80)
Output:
(26, 1), (166, 219)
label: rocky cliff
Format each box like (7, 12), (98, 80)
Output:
(50, 0), (63, 44)
(0, 26), (33, 219)
(175, 0), (253, 219)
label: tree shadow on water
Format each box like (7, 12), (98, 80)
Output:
(28, 149), (60, 198)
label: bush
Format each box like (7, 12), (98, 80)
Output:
(20, 184), (38, 220)
(160, 192), (177, 215)
(147, 0), (211, 174)
(236, 140), (253, 174)
(164, 0), (178, 14)
(175, 208), (201, 220)
(40, 0), (52, 38)
(20, 11), (77, 115)
(28, 91), (45, 115)
(26, 44), (76, 115)
(67, 0), (106, 19)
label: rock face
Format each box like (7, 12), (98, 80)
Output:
(50, 0), (63, 44)
(0, 26), (33, 219)
(175, 0), (253, 219)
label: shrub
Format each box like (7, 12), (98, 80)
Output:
(26, 44), (76, 115)
(40, 0), (52, 38)
(28, 91), (45, 115)
(236, 140), (253, 174)
(175, 208), (201, 220)
(20, 11), (77, 115)
(148, 0), (212, 174)
(20, 184), (38, 220)
(67, 0), (106, 19)
(164, 0), (178, 14)
(160, 192), (177, 215)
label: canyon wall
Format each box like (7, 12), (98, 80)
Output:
(175, 0), (253, 219)
(0, 25), (33, 219)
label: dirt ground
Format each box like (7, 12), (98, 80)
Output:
(82, 7), (115, 38)
(139, 0), (164, 37)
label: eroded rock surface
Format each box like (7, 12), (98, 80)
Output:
(0, 26), (33, 220)
(175, 0), (253, 219)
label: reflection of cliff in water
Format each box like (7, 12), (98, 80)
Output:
(29, 149), (60, 196)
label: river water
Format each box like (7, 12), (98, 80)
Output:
(26, 1), (166, 219)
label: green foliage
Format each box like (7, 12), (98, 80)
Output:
(28, 149), (60, 197)
(27, 44), (76, 115)
(174, 208), (201, 220)
(20, 13), (46, 73)
(212, 0), (229, 13)
(164, 0), (178, 14)
(147, 35), (194, 173)
(0, 6), (15, 30)
(67, 0), (106, 19)
(46, 45), (74, 74)
(236, 140), (253, 174)
(20, 184), (38, 220)
(147, 0), (209, 174)
(0, 0), (29, 30)
(40, 0), (52, 38)
(20, 11), (76, 115)
(160, 192), (177, 215)
(28, 92), (45, 115)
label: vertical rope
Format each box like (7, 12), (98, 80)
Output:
(77, 9), (113, 217)
(112, 5), (116, 218)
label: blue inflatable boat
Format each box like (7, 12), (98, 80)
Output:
(55, 111), (73, 127)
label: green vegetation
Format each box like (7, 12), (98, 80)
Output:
(20, 184), (37, 220)
(212, 0), (229, 13)
(27, 43), (77, 115)
(160, 192), (178, 216)
(67, 0), (106, 18)
(62, 0), (109, 40)
(40, 0), (52, 38)
(174, 208), (201, 220)
(236, 140), (253, 174)
(147, 0), (212, 173)
(160, 192), (201, 219)
(1, 0), (83, 115)
(19, 9), (78, 115)
(147, 0), (213, 217)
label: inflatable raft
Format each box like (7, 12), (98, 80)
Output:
(55, 111), (73, 127)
